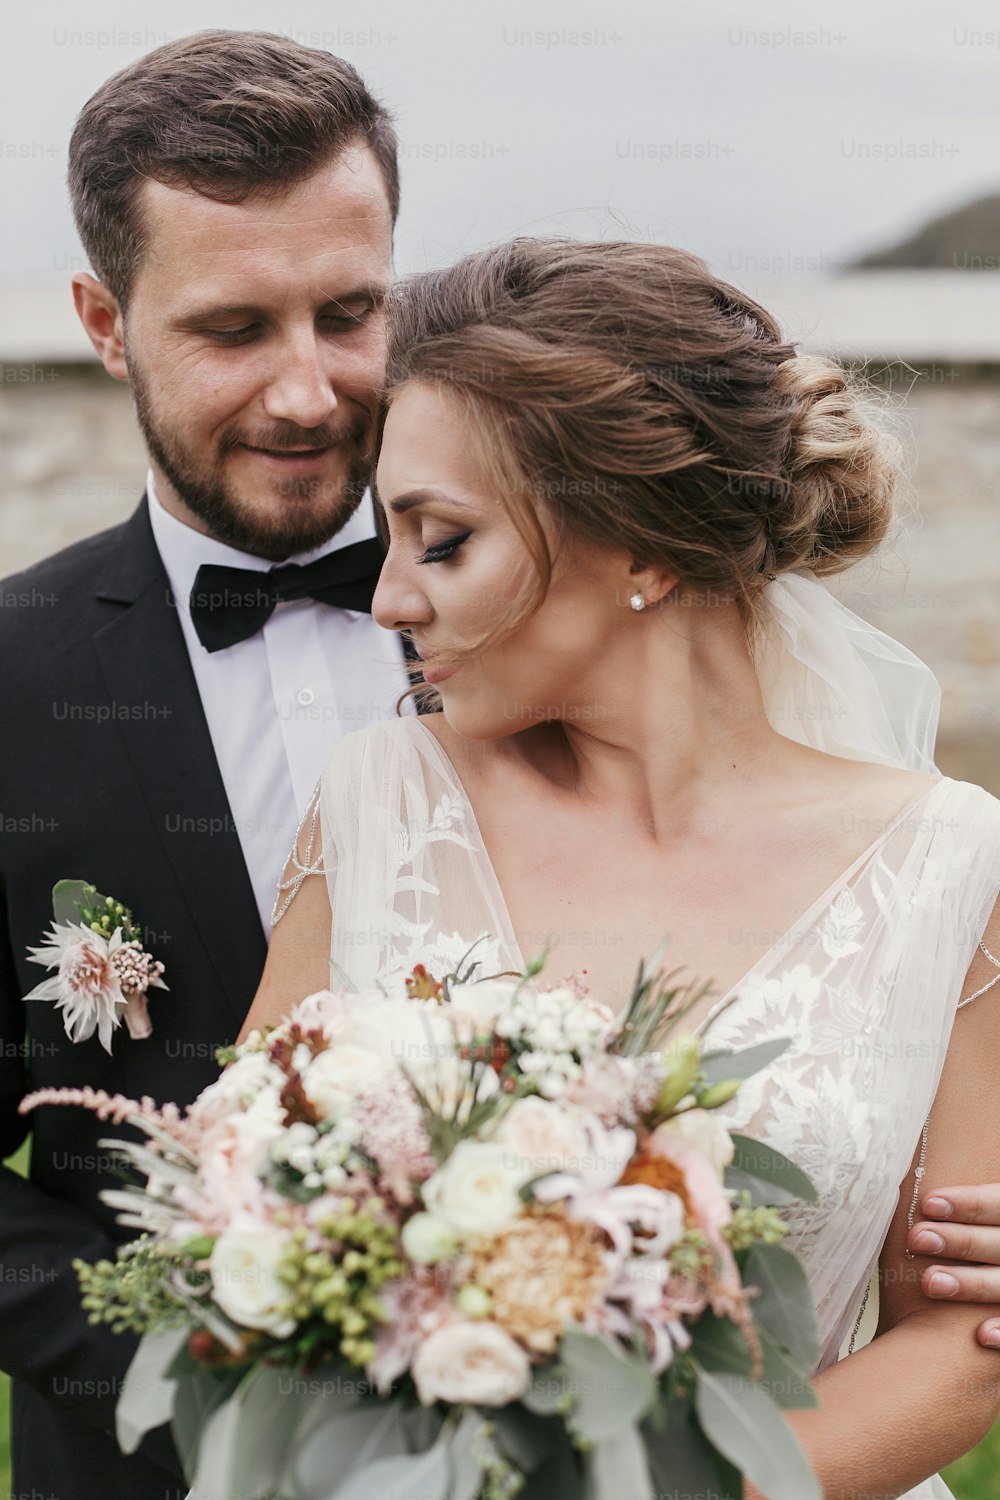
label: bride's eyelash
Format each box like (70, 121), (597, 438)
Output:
(418, 531), (472, 565)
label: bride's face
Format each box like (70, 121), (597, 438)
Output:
(373, 382), (645, 739)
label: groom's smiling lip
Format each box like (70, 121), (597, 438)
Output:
(237, 443), (338, 469)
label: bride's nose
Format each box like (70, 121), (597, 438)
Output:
(372, 551), (433, 634)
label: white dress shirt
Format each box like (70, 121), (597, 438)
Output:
(146, 471), (412, 937)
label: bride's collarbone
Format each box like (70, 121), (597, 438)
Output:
(419, 719), (935, 1013)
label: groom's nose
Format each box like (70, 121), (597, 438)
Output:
(261, 325), (338, 429)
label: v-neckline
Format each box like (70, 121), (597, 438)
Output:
(404, 715), (947, 1026)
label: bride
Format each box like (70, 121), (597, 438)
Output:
(239, 238), (1000, 1497)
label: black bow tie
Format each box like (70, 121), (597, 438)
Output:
(189, 537), (387, 653)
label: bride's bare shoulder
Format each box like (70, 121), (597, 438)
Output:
(789, 744), (940, 826)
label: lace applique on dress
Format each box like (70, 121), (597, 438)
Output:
(378, 785), (509, 987)
(320, 720), (522, 996)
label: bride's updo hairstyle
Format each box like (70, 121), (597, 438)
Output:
(378, 237), (898, 639)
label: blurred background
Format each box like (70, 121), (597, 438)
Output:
(1, 1), (998, 1494)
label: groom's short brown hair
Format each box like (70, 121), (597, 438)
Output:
(68, 29), (400, 313)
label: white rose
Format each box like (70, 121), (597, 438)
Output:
(190, 1052), (285, 1129)
(491, 1097), (591, 1180)
(411, 1320), (530, 1406)
(303, 1043), (393, 1117)
(662, 1108), (735, 1174)
(290, 987), (358, 1033)
(421, 1141), (529, 1236)
(209, 1230), (296, 1337)
(448, 977), (521, 1033)
(365, 999), (457, 1070)
(401, 1212), (460, 1265)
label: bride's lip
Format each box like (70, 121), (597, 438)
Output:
(421, 661), (461, 686)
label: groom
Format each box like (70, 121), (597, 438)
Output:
(0, 31), (421, 1500)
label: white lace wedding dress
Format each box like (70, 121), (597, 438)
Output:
(301, 709), (1000, 1500)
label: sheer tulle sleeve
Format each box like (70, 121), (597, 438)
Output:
(319, 717), (523, 994)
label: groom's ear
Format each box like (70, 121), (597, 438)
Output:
(71, 273), (128, 381)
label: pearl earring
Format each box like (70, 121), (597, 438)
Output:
(629, 592), (647, 612)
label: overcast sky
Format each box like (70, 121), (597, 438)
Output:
(3, 0), (1000, 300)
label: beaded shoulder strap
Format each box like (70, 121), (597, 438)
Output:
(271, 780), (324, 927)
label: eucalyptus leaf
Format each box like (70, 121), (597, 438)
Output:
(744, 1241), (821, 1373)
(533, 1327), (657, 1443)
(727, 1133), (817, 1203)
(292, 1398), (434, 1500)
(582, 1424), (654, 1500)
(184, 1392), (244, 1500)
(490, 1403), (562, 1473)
(725, 1165), (799, 1208)
(523, 1360), (567, 1418)
(516, 1424), (584, 1500)
(694, 1369), (820, 1500)
(640, 1395), (742, 1500)
(316, 1407), (482, 1500)
(757, 1334), (817, 1411)
(700, 1037), (791, 1086)
(116, 1326), (187, 1453)
(172, 1367), (248, 1484)
(51, 878), (97, 927)
(688, 1308), (752, 1378)
(225, 1365), (309, 1497)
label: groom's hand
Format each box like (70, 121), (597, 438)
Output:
(908, 1184), (1000, 1347)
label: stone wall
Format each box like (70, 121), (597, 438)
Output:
(1, 363), (997, 792)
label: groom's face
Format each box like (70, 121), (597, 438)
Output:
(121, 146), (393, 559)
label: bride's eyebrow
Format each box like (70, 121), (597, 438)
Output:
(379, 487), (471, 516)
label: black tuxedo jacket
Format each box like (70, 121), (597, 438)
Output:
(0, 496), (418, 1500)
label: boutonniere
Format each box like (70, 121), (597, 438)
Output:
(24, 881), (168, 1053)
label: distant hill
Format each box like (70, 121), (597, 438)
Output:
(853, 192), (1000, 270)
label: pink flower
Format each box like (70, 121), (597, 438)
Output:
(573, 1183), (685, 1263)
(25, 922), (128, 1052)
(349, 1077), (436, 1205)
(646, 1125), (732, 1245)
(646, 1124), (743, 1298)
(367, 1273), (454, 1393)
(24, 921), (167, 1053)
(564, 1052), (663, 1126)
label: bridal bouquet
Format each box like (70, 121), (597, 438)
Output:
(21, 940), (821, 1500)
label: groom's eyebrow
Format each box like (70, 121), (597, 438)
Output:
(172, 301), (260, 324)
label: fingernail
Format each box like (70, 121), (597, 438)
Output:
(986, 1328), (1000, 1349)
(911, 1229), (945, 1254)
(924, 1196), (953, 1219)
(928, 1271), (959, 1297)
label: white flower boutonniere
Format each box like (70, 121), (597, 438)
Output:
(24, 880), (168, 1053)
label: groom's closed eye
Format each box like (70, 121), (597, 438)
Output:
(202, 310), (379, 346)
(176, 290), (386, 343)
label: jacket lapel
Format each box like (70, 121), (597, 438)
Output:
(91, 500), (266, 1025)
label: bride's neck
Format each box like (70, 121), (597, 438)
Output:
(515, 602), (785, 833)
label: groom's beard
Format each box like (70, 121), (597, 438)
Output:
(129, 357), (374, 560)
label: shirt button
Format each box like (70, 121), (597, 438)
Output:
(297, 687), (315, 706)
